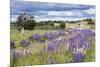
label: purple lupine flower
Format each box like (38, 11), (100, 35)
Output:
(68, 36), (83, 53)
(68, 29), (95, 53)
(42, 32), (57, 40)
(77, 32), (91, 49)
(20, 40), (30, 47)
(61, 38), (67, 45)
(79, 37), (89, 49)
(10, 41), (15, 48)
(12, 50), (19, 60)
(81, 29), (95, 36)
(48, 32), (58, 40)
(48, 44), (54, 53)
(40, 33), (49, 42)
(13, 51), (17, 60)
(43, 33), (49, 38)
(50, 56), (54, 64)
(53, 40), (61, 53)
(68, 37), (77, 50)
(30, 34), (42, 41)
(73, 52), (84, 62)
(58, 31), (66, 36)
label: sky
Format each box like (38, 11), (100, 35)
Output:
(10, 0), (95, 22)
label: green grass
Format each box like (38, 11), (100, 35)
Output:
(10, 28), (95, 66)
(10, 29), (54, 48)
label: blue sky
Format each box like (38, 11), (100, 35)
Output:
(11, 0), (95, 22)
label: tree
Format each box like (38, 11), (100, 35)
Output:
(16, 13), (35, 33)
(24, 19), (35, 30)
(16, 13), (27, 34)
(87, 18), (94, 24)
(59, 22), (66, 30)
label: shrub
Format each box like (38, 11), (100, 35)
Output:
(59, 23), (66, 29)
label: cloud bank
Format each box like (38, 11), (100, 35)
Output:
(10, 0), (95, 22)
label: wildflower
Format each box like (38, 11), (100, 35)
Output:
(30, 34), (41, 41)
(20, 40), (30, 47)
(48, 44), (54, 53)
(73, 52), (84, 62)
(10, 41), (15, 48)
(50, 56), (54, 64)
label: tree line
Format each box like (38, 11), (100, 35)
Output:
(11, 13), (94, 33)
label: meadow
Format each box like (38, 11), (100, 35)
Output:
(10, 20), (95, 67)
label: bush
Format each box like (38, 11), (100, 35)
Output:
(24, 20), (36, 30)
(59, 23), (66, 29)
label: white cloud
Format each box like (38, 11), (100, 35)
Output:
(34, 15), (87, 22)
(47, 11), (73, 16)
(83, 8), (95, 14)
(11, 17), (17, 22)
(35, 17), (85, 22)
(47, 11), (83, 17)
(21, 0), (95, 5)
(10, 15), (19, 22)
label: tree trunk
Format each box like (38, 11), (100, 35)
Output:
(21, 27), (24, 34)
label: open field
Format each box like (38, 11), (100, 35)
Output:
(10, 21), (95, 66)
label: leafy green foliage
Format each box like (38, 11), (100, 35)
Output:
(60, 22), (66, 29)
(24, 20), (36, 30)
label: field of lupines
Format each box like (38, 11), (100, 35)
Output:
(10, 29), (95, 66)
